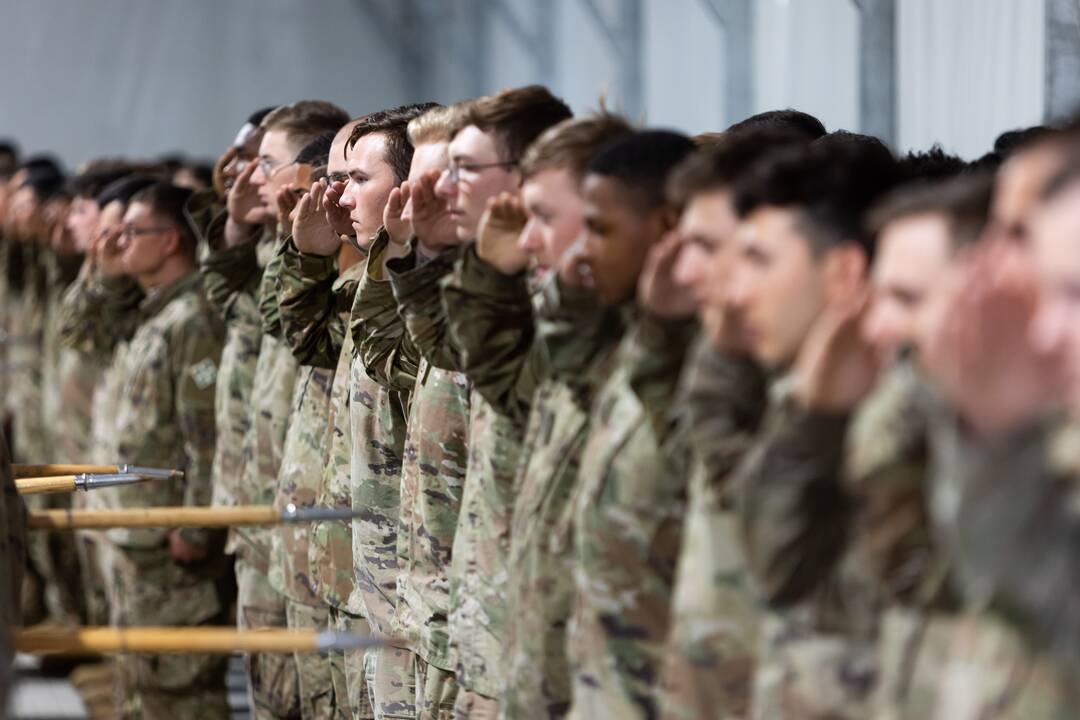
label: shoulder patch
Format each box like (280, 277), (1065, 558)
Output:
(190, 357), (218, 390)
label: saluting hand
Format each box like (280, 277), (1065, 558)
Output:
(383, 182), (411, 246)
(292, 181), (343, 257)
(476, 192), (529, 275)
(322, 179), (354, 236)
(794, 289), (879, 414)
(638, 231), (697, 320)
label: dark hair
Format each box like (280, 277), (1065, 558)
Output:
(262, 100), (350, 154)
(21, 156), (66, 201)
(347, 103), (442, 183)
(295, 131), (336, 168)
(993, 126), (1056, 158)
(667, 128), (814, 209)
(248, 106), (277, 126)
(725, 109), (827, 140)
(0, 140), (19, 179)
(869, 171), (993, 250)
(130, 182), (197, 257)
(734, 131), (902, 257)
(67, 169), (132, 201)
(455, 85), (573, 163)
(184, 162), (214, 189)
(897, 144), (967, 184)
(519, 111), (633, 181)
(585, 130), (697, 209)
(95, 174), (157, 209)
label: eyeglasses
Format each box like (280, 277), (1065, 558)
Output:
(119, 224), (172, 239)
(447, 159), (518, 184)
(257, 158), (297, 178)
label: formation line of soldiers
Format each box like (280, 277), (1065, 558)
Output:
(1, 87), (1079, 720)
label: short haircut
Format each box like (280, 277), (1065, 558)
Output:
(519, 111), (633, 182)
(994, 125), (1056, 158)
(0, 140), (19, 179)
(897, 144), (967, 184)
(347, 103), (442, 183)
(130, 182), (197, 256)
(585, 130), (697, 209)
(21, 158), (66, 200)
(725, 109), (827, 140)
(261, 100), (351, 152)
(667, 128), (814, 209)
(453, 85), (573, 163)
(868, 171), (993, 250)
(733, 131), (902, 257)
(407, 105), (463, 146)
(295, 131), (335, 168)
(96, 175), (157, 209)
(248, 106), (277, 127)
(67, 169), (132, 201)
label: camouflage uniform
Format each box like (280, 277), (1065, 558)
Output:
(5, 239), (48, 464)
(567, 312), (696, 720)
(278, 237), (374, 720)
(98, 271), (229, 719)
(439, 249), (621, 718)
(271, 238), (340, 718)
(658, 339), (769, 720)
(232, 234), (304, 720)
(356, 240), (471, 720)
(57, 263), (144, 632)
(191, 194), (271, 511)
(29, 250), (94, 625)
(735, 360), (958, 719)
(899, 413), (1080, 719)
(347, 231), (416, 720)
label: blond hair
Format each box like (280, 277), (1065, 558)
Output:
(519, 111), (632, 181)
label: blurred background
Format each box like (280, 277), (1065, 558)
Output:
(0, 0), (1072, 184)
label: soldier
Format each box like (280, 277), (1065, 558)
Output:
(423, 85), (572, 719)
(214, 100), (349, 720)
(272, 119), (360, 720)
(282, 103), (435, 720)
(910, 148), (1080, 718)
(100, 182), (228, 718)
(714, 134), (901, 719)
(351, 103), (469, 720)
(552, 130), (696, 720)
(653, 123), (822, 720)
(438, 111), (631, 719)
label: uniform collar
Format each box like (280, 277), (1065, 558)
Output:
(138, 271), (200, 317)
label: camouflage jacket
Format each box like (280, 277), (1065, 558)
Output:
(196, 203), (272, 511)
(277, 239), (368, 611)
(42, 251), (103, 465)
(910, 414), (1080, 718)
(346, 232), (409, 636)
(5, 240), (48, 462)
(658, 338), (768, 720)
(442, 255), (621, 716)
(57, 262), (143, 357)
(568, 311), (696, 720)
(355, 239), (471, 671)
(270, 364), (335, 605)
(439, 247), (534, 697)
(100, 271), (224, 550)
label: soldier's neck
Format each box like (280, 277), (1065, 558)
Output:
(136, 255), (195, 292)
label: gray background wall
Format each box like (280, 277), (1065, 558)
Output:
(0, 0), (1063, 168)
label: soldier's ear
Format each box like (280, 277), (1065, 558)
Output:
(161, 226), (182, 258)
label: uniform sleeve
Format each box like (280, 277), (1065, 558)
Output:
(174, 313), (225, 547)
(276, 237), (344, 369)
(57, 263), (143, 354)
(945, 418), (1080, 669)
(441, 245), (538, 425)
(386, 243), (464, 372)
(624, 313), (698, 437)
(350, 231), (422, 393)
(198, 229), (261, 323)
(737, 400), (853, 607)
(678, 340), (769, 485)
